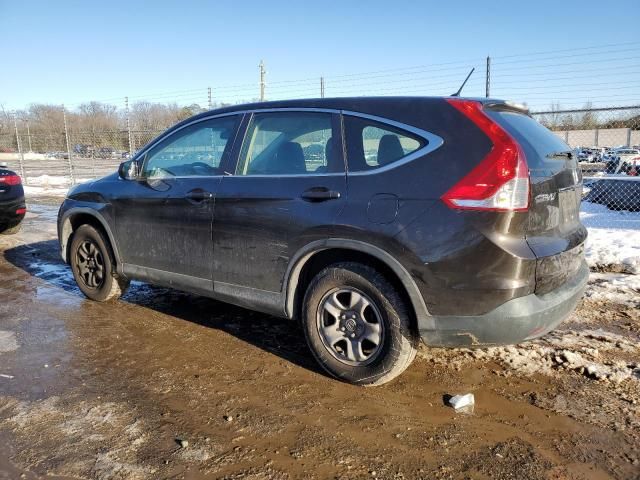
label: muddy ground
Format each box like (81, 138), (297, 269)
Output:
(0, 197), (638, 480)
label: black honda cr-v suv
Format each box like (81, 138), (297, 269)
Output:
(58, 97), (588, 385)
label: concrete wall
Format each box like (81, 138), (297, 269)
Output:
(552, 128), (636, 148)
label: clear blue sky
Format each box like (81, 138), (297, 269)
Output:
(1, 0), (639, 111)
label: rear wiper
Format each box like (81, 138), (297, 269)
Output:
(547, 150), (573, 159)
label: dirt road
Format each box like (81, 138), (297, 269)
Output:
(0, 198), (638, 480)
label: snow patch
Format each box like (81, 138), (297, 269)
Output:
(23, 176), (93, 197)
(585, 272), (640, 307)
(3, 396), (157, 479)
(26, 175), (71, 187)
(23, 186), (69, 197)
(418, 328), (640, 384)
(580, 201), (640, 274)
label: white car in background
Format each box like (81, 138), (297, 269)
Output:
(592, 147), (606, 160)
(577, 148), (600, 163)
(606, 148), (640, 174)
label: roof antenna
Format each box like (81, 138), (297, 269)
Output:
(451, 67), (475, 97)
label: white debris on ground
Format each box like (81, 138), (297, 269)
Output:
(580, 201), (640, 274)
(448, 393), (475, 412)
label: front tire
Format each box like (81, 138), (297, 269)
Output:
(302, 262), (418, 386)
(69, 224), (129, 302)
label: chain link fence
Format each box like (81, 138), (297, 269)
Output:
(531, 106), (640, 220)
(0, 124), (165, 187)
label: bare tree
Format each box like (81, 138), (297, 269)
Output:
(25, 104), (66, 151)
(130, 101), (184, 131)
(577, 102), (597, 129)
(0, 104), (16, 150)
(539, 102), (563, 129)
(76, 102), (119, 132)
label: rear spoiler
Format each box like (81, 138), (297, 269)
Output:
(483, 100), (530, 115)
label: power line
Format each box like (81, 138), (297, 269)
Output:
(492, 40), (640, 60)
(491, 69), (640, 84)
(491, 46), (640, 66)
(521, 93), (640, 101)
(491, 56), (640, 75)
(12, 41), (640, 111)
(496, 79), (640, 91)
(531, 104), (640, 114)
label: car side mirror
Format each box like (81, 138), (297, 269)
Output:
(118, 159), (139, 180)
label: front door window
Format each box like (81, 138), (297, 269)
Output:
(142, 116), (239, 178)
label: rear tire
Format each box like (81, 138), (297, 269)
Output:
(302, 262), (418, 386)
(69, 224), (129, 301)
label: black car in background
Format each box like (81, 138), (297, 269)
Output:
(584, 177), (640, 211)
(0, 163), (26, 234)
(57, 97), (588, 385)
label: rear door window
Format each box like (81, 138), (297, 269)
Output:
(236, 112), (342, 175)
(343, 116), (425, 172)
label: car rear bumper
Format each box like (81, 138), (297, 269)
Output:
(0, 197), (26, 225)
(418, 260), (588, 346)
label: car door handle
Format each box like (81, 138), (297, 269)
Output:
(301, 188), (341, 202)
(185, 190), (214, 203)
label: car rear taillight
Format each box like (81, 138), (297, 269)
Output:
(443, 99), (529, 211)
(0, 174), (22, 186)
(16, 208), (26, 215)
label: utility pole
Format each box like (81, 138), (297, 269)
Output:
(207, 86), (212, 110)
(125, 96), (134, 155)
(62, 104), (75, 184)
(320, 76), (325, 98)
(485, 56), (491, 98)
(25, 119), (32, 152)
(13, 113), (25, 181)
(259, 60), (266, 101)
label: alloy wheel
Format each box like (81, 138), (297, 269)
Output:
(75, 240), (105, 289)
(316, 287), (385, 366)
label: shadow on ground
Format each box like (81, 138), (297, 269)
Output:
(3, 239), (322, 376)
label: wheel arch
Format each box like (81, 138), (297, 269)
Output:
(60, 208), (121, 270)
(284, 239), (430, 324)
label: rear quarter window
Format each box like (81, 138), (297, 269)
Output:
(344, 116), (425, 172)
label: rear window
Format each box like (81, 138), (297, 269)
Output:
(487, 110), (570, 159)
